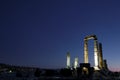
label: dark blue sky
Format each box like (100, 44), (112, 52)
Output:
(1, 0), (120, 71)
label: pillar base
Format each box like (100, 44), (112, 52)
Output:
(94, 66), (100, 70)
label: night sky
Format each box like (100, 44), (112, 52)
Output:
(1, 0), (120, 71)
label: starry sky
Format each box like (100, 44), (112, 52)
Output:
(1, 0), (120, 71)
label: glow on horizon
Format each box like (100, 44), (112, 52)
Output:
(109, 67), (120, 72)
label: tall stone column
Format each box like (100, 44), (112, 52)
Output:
(66, 52), (70, 68)
(74, 57), (78, 69)
(99, 43), (103, 69)
(94, 39), (99, 70)
(84, 39), (88, 63)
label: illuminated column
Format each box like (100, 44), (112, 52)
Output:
(84, 39), (88, 63)
(67, 52), (70, 68)
(74, 57), (78, 69)
(94, 39), (99, 70)
(99, 43), (103, 69)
